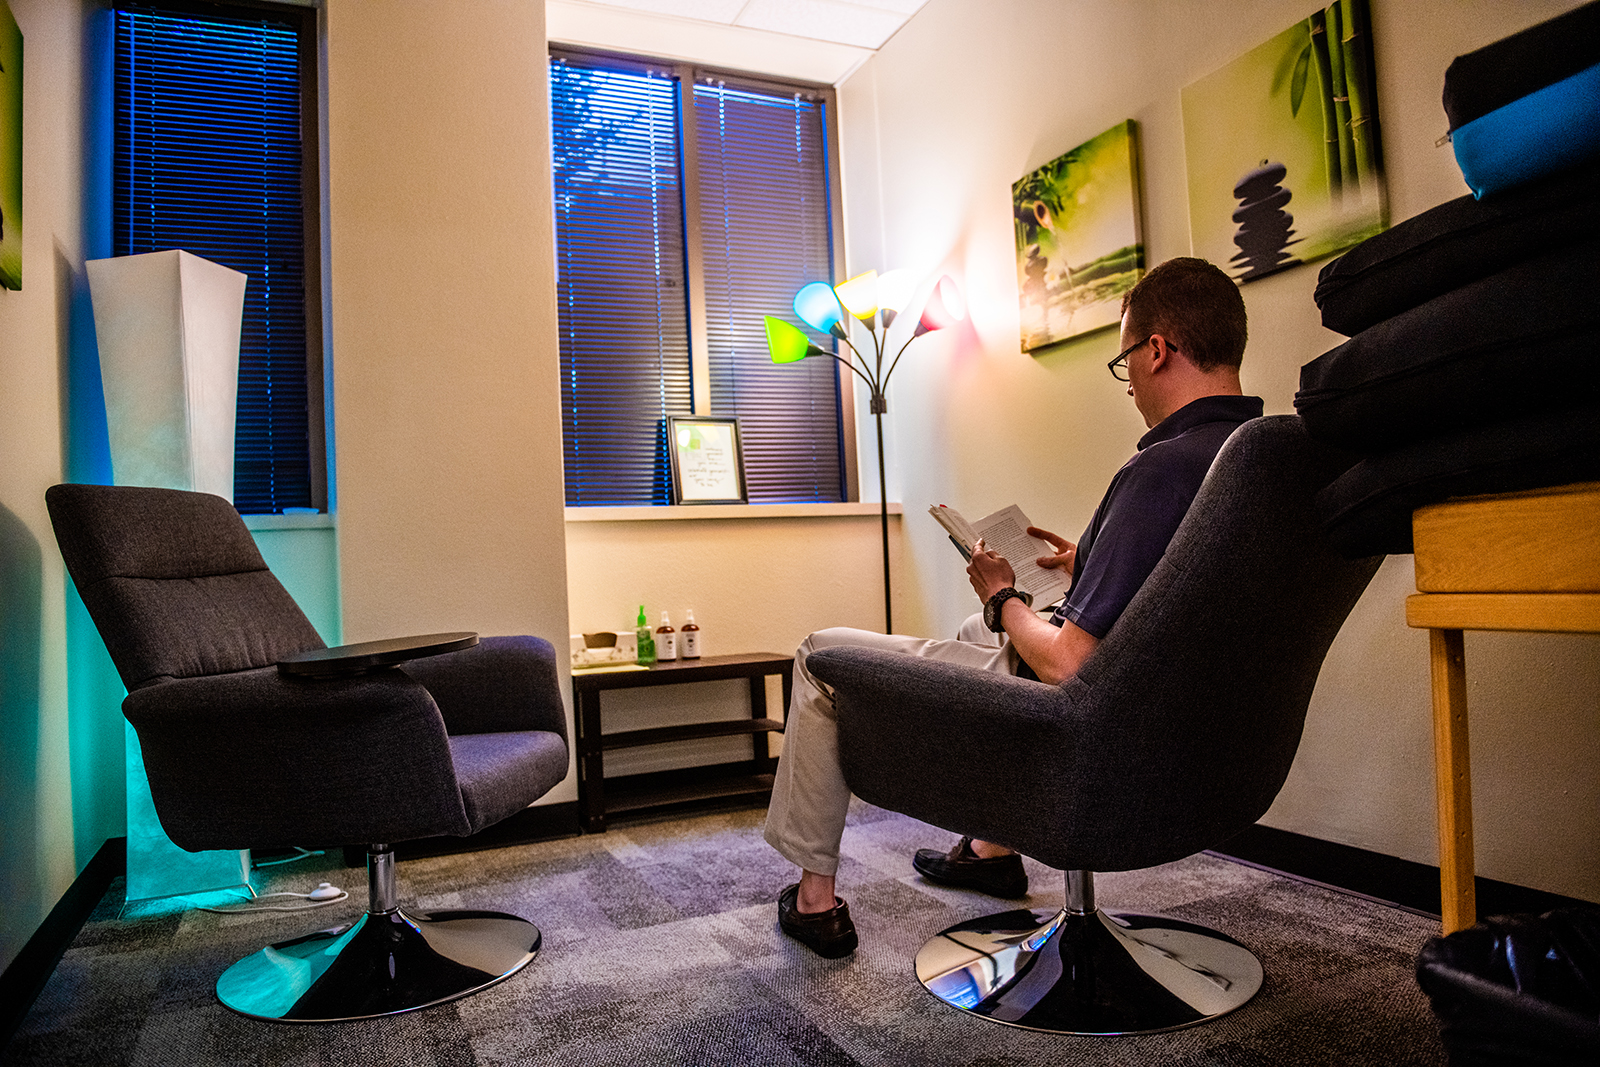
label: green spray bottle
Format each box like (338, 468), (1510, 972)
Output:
(635, 605), (657, 665)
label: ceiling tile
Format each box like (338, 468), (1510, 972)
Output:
(576, 0), (749, 24)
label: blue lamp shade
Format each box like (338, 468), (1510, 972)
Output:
(916, 275), (966, 336)
(793, 282), (846, 338)
(765, 316), (826, 364)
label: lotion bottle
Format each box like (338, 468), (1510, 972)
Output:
(655, 611), (677, 661)
(635, 605), (657, 665)
(680, 609), (701, 659)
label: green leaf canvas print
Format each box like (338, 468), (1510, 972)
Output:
(1013, 119), (1144, 351)
(0, 0), (20, 291)
(1181, 0), (1385, 283)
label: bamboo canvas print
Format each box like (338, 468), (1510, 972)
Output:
(1181, 0), (1384, 283)
(1013, 119), (1144, 351)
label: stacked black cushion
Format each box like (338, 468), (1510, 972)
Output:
(1312, 158), (1600, 338)
(1295, 8), (1600, 556)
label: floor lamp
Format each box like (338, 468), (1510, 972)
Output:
(765, 270), (965, 633)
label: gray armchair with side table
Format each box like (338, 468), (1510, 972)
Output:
(46, 483), (570, 1023)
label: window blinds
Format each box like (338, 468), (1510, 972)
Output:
(550, 56), (693, 506)
(113, 2), (313, 514)
(695, 81), (843, 504)
(550, 53), (842, 506)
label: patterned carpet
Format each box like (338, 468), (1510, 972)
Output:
(6, 802), (1446, 1066)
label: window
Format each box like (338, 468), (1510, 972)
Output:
(550, 51), (844, 506)
(113, 0), (321, 514)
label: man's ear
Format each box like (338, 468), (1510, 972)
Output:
(1147, 333), (1174, 372)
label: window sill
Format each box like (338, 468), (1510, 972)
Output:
(564, 502), (902, 522)
(243, 512), (334, 530)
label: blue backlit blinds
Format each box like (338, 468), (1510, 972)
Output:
(695, 81), (841, 503)
(550, 54), (841, 506)
(113, 2), (313, 514)
(550, 56), (692, 506)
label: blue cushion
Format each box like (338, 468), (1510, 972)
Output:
(1453, 62), (1600, 198)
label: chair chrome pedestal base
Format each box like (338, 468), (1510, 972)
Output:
(915, 898), (1263, 1035)
(217, 906), (540, 1022)
(216, 846), (537, 1022)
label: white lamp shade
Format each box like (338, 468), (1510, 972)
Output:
(87, 250), (248, 501)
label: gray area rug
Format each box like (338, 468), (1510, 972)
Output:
(7, 802), (1445, 1065)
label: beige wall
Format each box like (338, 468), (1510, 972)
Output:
(0, 0), (90, 973)
(836, 0), (1600, 900)
(326, 1), (576, 797)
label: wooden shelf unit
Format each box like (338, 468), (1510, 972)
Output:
(571, 652), (793, 832)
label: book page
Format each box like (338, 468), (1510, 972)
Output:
(972, 505), (1071, 606)
(928, 504), (979, 556)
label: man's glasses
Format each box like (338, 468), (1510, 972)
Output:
(1108, 336), (1150, 382)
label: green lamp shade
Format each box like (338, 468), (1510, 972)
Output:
(793, 282), (845, 336)
(765, 316), (821, 363)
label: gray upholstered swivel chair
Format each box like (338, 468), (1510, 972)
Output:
(46, 483), (570, 1023)
(806, 415), (1383, 1035)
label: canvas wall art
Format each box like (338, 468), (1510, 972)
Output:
(0, 0), (20, 291)
(1181, 0), (1384, 283)
(1013, 119), (1144, 351)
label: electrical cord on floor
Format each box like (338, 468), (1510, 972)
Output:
(198, 881), (349, 913)
(250, 846), (326, 868)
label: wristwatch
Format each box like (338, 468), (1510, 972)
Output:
(983, 587), (1033, 633)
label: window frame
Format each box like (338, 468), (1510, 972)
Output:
(549, 45), (858, 507)
(109, 0), (327, 514)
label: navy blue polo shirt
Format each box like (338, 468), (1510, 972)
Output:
(1049, 394), (1263, 641)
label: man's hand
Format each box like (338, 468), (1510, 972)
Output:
(967, 539), (1018, 602)
(1028, 526), (1076, 574)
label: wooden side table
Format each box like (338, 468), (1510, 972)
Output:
(1406, 481), (1600, 933)
(571, 652), (794, 832)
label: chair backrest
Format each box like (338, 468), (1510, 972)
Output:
(46, 484), (325, 690)
(1037, 414), (1382, 869)
(825, 416), (1383, 872)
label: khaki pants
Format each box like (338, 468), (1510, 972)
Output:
(762, 615), (1019, 876)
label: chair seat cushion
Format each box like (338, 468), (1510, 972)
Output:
(1316, 406), (1600, 557)
(1314, 159), (1600, 337)
(1296, 240), (1600, 453)
(448, 731), (570, 835)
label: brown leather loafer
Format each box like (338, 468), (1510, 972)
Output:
(777, 883), (858, 958)
(912, 836), (1029, 897)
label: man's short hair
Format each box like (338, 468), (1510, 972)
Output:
(1120, 257), (1247, 371)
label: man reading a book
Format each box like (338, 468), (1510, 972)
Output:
(765, 257), (1264, 958)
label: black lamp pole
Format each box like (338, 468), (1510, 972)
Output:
(768, 278), (961, 636)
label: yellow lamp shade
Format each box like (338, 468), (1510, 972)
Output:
(834, 270), (879, 320)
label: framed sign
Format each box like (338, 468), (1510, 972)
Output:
(668, 417), (747, 505)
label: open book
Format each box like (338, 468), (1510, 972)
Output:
(929, 504), (1071, 607)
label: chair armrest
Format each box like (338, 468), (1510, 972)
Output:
(121, 666), (472, 850)
(807, 645), (1080, 852)
(398, 635), (567, 740)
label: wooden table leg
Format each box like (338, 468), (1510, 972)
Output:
(1430, 627), (1475, 934)
(577, 689), (607, 832)
(748, 674), (768, 773)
